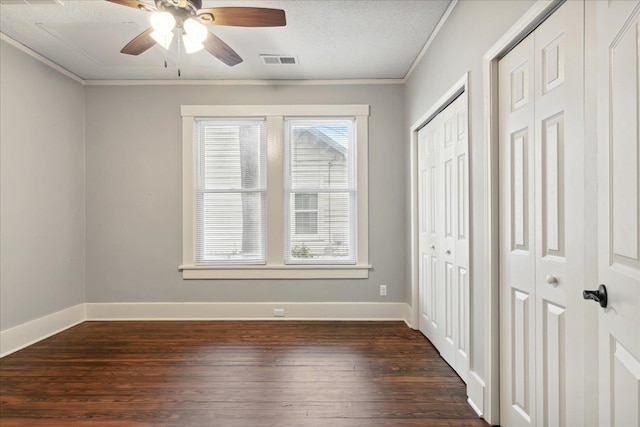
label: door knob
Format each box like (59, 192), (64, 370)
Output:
(583, 284), (608, 308)
(446, 250), (451, 255)
(431, 245), (435, 250)
(546, 274), (558, 286)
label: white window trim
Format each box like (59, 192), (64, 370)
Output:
(180, 105), (370, 279)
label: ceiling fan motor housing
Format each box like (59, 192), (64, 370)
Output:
(154, 0), (202, 25)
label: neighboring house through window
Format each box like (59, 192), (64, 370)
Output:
(294, 193), (318, 236)
(180, 105), (370, 279)
(285, 118), (355, 264)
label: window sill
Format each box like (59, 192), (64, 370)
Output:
(178, 264), (372, 279)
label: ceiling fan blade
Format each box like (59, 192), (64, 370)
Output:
(121, 28), (156, 55)
(197, 7), (286, 27)
(203, 32), (243, 66)
(105, 0), (156, 12)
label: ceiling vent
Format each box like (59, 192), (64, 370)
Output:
(260, 55), (297, 65)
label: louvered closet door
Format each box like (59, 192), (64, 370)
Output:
(499, 1), (585, 425)
(418, 93), (469, 382)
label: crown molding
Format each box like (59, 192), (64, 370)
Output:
(403, 0), (458, 83)
(0, 32), (84, 84)
(83, 78), (404, 86)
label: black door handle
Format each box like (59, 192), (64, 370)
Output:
(583, 284), (607, 308)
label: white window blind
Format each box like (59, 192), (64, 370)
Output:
(194, 119), (266, 264)
(284, 119), (356, 264)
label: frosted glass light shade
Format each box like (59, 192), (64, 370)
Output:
(150, 11), (176, 34)
(182, 34), (204, 53)
(151, 30), (174, 49)
(184, 18), (208, 43)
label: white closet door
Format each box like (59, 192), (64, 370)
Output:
(438, 98), (458, 371)
(418, 117), (441, 346)
(596, 1), (640, 426)
(499, 33), (537, 426)
(453, 97), (470, 381)
(418, 93), (469, 381)
(532, 3), (586, 425)
(500, 1), (585, 425)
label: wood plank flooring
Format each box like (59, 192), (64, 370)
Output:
(0, 321), (488, 426)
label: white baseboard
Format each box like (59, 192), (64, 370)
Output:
(404, 305), (418, 329)
(1, 302), (410, 358)
(86, 302), (409, 321)
(467, 370), (486, 417)
(0, 303), (86, 358)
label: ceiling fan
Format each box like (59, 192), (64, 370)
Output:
(106, 0), (286, 66)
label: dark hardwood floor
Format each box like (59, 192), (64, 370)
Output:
(0, 321), (488, 426)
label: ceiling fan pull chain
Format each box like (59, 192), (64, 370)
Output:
(177, 32), (183, 77)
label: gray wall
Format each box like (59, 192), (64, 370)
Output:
(0, 40), (86, 330)
(84, 84), (406, 303)
(404, 0), (535, 377)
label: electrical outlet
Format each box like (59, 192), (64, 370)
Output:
(380, 285), (387, 296)
(273, 308), (285, 317)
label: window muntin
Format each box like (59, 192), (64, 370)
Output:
(194, 119), (266, 264)
(284, 119), (356, 264)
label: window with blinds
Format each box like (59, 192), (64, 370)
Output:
(194, 119), (266, 264)
(284, 119), (356, 264)
(182, 105), (369, 279)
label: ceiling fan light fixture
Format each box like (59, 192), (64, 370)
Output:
(182, 34), (204, 53)
(182, 18), (207, 53)
(151, 30), (174, 50)
(111, 1), (285, 65)
(150, 11), (176, 34)
(183, 18), (208, 44)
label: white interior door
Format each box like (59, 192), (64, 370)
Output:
(418, 93), (469, 382)
(499, 1), (585, 425)
(596, 1), (640, 425)
(418, 116), (440, 345)
(499, 32), (537, 426)
(453, 96), (470, 381)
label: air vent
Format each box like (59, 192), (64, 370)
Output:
(260, 55), (297, 65)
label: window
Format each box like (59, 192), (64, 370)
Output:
(285, 119), (356, 264)
(180, 105), (370, 279)
(194, 119), (266, 264)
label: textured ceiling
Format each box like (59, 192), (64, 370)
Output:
(0, 0), (451, 81)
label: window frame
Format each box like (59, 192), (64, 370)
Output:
(284, 117), (357, 265)
(193, 118), (267, 265)
(180, 105), (370, 279)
